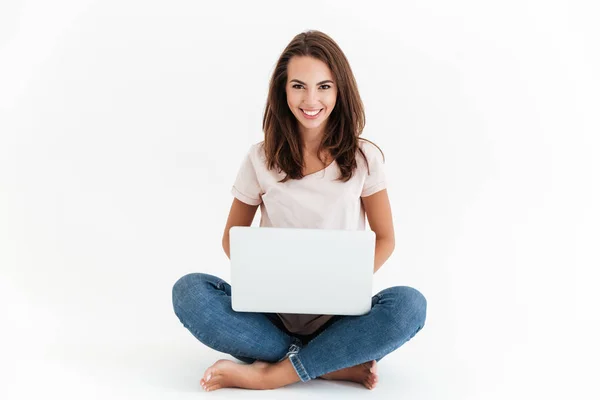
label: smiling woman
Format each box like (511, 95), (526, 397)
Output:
(285, 56), (338, 141)
(288, 76), (335, 119)
(262, 32), (374, 183)
(172, 29), (427, 393)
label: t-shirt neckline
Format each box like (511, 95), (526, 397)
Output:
(303, 160), (336, 177)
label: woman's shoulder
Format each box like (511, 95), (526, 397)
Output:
(242, 140), (266, 159)
(357, 137), (385, 163)
(243, 140), (269, 172)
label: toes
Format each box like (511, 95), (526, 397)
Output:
(200, 376), (210, 385)
(370, 360), (378, 373)
(366, 376), (377, 390)
(363, 360), (377, 373)
(204, 383), (220, 392)
(367, 374), (377, 387)
(369, 375), (378, 386)
(202, 379), (220, 392)
(201, 376), (217, 391)
(202, 368), (213, 382)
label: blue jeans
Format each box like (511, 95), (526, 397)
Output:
(172, 272), (427, 382)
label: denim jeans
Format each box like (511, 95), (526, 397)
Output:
(172, 272), (427, 382)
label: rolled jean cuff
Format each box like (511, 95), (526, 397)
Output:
(277, 340), (311, 381)
(289, 353), (311, 382)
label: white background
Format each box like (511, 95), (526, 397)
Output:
(1, 1), (598, 399)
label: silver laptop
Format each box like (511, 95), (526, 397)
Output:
(229, 226), (375, 316)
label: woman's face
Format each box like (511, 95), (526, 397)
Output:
(285, 56), (337, 138)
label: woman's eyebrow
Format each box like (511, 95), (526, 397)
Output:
(290, 79), (334, 85)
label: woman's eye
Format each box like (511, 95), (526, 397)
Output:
(292, 84), (331, 89)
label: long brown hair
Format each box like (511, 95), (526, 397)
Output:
(262, 30), (384, 183)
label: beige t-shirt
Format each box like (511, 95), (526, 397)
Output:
(231, 139), (387, 335)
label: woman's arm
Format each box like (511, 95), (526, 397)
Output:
(222, 198), (259, 259)
(361, 189), (395, 274)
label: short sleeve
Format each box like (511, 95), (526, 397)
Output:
(231, 145), (263, 206)
(360, 142), (387, 197)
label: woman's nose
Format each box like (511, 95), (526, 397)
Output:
(304, 88), (319, 103)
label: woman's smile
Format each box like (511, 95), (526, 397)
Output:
(300, 108), (323, 119)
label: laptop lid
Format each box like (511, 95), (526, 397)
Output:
(229, 226), (375, 315)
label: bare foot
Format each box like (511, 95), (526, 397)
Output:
(319, 360), (378, 390)
(200, 359), (271, 392)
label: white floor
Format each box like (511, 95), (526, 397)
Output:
(4, 339), (459, 400)
(5, 331), (597, 400)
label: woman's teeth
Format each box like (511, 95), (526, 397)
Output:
(301, 109), (322, 116)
